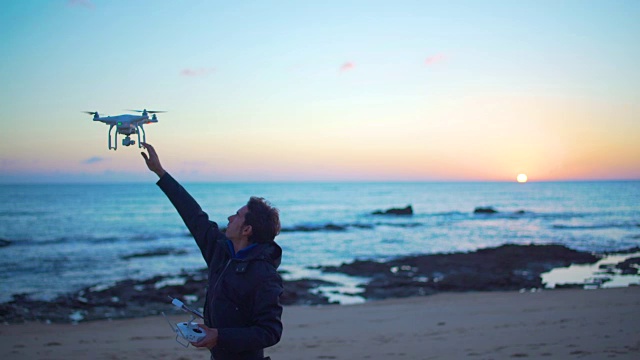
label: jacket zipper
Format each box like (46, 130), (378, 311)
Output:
(212, 259), (233, 295)
(208, 259), (233, 327)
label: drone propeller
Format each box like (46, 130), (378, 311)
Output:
(83, 111), (98, 115)
(127, 109), (167, 114)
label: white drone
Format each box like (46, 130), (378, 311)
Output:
(84, 109), (165, 150)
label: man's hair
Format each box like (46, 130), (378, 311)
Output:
(244, 197), (281, 244)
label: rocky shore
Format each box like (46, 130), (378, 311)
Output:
(1, 244), (638, 324)
(320, 244), (600, 299)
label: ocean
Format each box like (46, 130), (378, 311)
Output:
(1, 180), (639, 303)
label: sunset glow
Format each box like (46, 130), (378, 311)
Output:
(517, 174), (528, 183)
(0, 1), (639, 183)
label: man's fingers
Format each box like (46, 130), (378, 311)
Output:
(141, 152), (149, 161)
(191, 339), (205, 347)
(140, 143), (158, 160)
(190, 335), (208, 348)
(148, 149), (158, 159)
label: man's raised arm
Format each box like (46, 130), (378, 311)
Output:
(140, 142), (223, 265)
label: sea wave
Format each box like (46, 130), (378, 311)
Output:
(0, 232), (191, 247)
(278, 209), (601, 233)
(419, 208), (588, 221)
(552, 221), (640, 230)
(470, 210), (587, 220)
(0, 210), (49, 217)
(281, 223), (373, 233)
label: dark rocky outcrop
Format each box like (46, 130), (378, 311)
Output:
(474, 207), (498, 214)
(322, 244), (600, 300)
(281, 279), (337, 306)
(615, 257), (640, 275)
(281, 224), (347, 232)
(120, 248), (188, 260)
(372, 205), (413, 216)
(604, 246), (640, 255)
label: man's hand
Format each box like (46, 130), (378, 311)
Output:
(191, 324), (219, 349)
(140, 142), (166, 178)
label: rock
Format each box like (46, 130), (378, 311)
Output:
(322, 259), (389, 277)
(554, 283), (584, 289)
(120, 248), (188, 260)
(616, 257), (640, 275)
(281, 279), (337, 305)
(604, 246), (640, 255)
(474, 207), (498, 214)
(0, 238), (11, 247)
(372, 205), (413, 216)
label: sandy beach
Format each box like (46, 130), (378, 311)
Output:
(2, 287), (638, 360)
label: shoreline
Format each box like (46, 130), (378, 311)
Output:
(2, 287), (639, 360)
(2, 244), (639, 324)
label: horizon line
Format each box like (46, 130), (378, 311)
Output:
(0, 178), (638, 186)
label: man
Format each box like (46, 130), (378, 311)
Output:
(141, 143), (283, 360)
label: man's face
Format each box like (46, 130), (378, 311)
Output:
(226, 205), (250, 241)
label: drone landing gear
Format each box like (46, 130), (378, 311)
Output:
(137, 124), (146, 148)
(106, 123), (147, 150)
(108, 124), (117, 150)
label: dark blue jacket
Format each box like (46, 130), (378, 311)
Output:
(157, 173), (283, 360)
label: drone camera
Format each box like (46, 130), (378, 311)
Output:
(122, 136), (135, 146)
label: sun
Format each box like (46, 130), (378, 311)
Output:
(517, 174), (528, 183)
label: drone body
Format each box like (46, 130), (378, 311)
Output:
(85, 109), (164, 150)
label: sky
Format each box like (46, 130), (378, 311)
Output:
(0, 0), (639, 183)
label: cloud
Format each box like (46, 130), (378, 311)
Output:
(425, 54), (446, 66)
(82, 156), (107, 165)
(180, 67), (215, 77)
(340, 62), (355, 72)
(67, 0), (94, 9)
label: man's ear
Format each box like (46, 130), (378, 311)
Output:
(242, 224), (253, 236)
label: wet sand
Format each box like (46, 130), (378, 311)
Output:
(1, 287), (639, 360)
